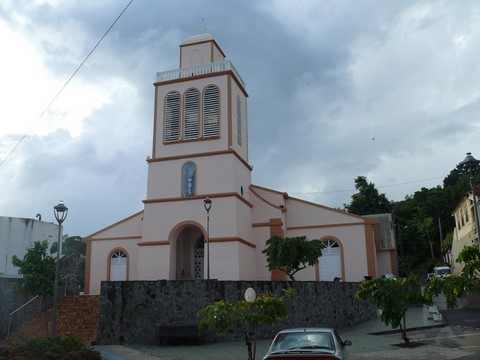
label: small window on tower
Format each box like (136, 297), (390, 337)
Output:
(182, 162), (196, 197)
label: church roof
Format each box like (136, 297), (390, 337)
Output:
(181, 33), (214, 45)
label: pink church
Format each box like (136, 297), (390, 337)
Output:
(84, 33), (397, 295)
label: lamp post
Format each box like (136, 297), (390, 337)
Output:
(52, 200), (68, 336)
(457, 153), (480, 250)
(203, 197), (212, 280)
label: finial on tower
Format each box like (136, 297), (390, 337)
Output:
(200, 18), (207, 34)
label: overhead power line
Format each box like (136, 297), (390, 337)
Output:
(0, 0), (135, 168)
(284, 176), (445, 196)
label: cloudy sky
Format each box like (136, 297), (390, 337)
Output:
(1, 0), (480, 237)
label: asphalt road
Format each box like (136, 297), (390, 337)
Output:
(440, 308), (480, 329)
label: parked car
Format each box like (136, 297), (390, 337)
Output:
(433, 266), (452, 276)
(263, 327), (352, 360)
(427, 266), (452, 282)
(381, 273), (396, 280)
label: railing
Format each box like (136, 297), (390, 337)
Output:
(156, 60), (245, 87)
(7, 295), (39, 336)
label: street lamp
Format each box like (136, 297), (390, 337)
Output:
(457, 153), (480, 250)
(52, 200), (68, 336)
(203, 197), (212, 280)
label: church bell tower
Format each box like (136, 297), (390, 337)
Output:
(138, 32), (254, 280)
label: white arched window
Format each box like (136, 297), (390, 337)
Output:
(110, 249), (127, 281)
(184, 88), (200, 140)
(164, 91), (180, 142)
(203, 85), (219, 137)
(318, 239), (342, 281)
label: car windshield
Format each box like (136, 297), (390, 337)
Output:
(436, 268), (452, 275)
(271, 331), (335, 352)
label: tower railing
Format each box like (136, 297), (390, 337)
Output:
(156, 60), (245, 87)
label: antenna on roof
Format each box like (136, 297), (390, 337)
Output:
(200, 18), (207, 34)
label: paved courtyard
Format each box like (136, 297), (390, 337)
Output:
(95, 305), (480, 360)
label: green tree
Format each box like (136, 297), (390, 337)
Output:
(11, 240), (56, 335)
(424, 274), (477, 310)
(344, 176), (391, 215)
(457, 245), (480, 279)
(424, 245), (480, 309)
(62, 235), (86, 291)
(62, 235), (85, 256)
(262, 236), (324, 281)
(356, 275), (425, 344)
(197, 288), (295, 360)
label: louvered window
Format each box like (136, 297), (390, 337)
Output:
(164, 91), (180, 142)
(203, 85), (219, 138)
(184, 89), (200, 140)
(236, 95), (242, 146)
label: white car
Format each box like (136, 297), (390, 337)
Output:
(263, 327), (352, 360)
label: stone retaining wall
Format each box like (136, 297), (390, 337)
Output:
(97, 280), (376, 345)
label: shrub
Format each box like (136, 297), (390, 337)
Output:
(0, 333), (101, 360)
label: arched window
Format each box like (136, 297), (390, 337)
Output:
(236, 95), (242, 146)
(182, 162), (196, 197)
(203, 85), (219, 137)
(110, 249), (127, 281)
(164, 91), (180, 142)
(184, 88), (200, 140)
(318, 239), (342, 281)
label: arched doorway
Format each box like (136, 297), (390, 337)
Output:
(318, 239), (342, 281)
(175, 225), (204, 279)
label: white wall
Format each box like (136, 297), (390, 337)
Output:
(0, 217), (59, 278)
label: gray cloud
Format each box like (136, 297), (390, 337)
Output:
(1, 0), (480, 236)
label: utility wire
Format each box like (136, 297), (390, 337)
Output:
(0, 0), (135, 168)
(272, 176), (445, 196)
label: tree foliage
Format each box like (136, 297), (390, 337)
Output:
(356, 275), (425, 344)
(424, 245), (480, 309)
(197, 288), (295, 360)
(12, 240), (56, 297)
(424, 274), (477, 310)
(457, 245), (480, 279)
(62, 235), (85, 256)
(344, 176), (391, 215)
(262, 236), (324, 281)
(0, 333), (101, 359)
(62, 235), (86, 291)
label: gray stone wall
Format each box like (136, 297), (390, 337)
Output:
(97, 280), (376, 345)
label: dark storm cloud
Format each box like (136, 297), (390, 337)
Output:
(1, 0), (480, 235)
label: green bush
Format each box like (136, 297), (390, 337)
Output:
(0, 333), (101, 360)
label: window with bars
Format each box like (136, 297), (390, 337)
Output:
(203, 85), (219, 137)
(164, 91), (180, 142)
(184, 89), (200, 140)
(237, 95), (242, 146)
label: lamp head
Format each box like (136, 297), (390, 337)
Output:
(203, 197), (212, 212)
(54, 200), (68, 224)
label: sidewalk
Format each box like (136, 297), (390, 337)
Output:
(94, 306), (477, 360)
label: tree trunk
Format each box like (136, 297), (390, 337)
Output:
(427, 233), (434, 259)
